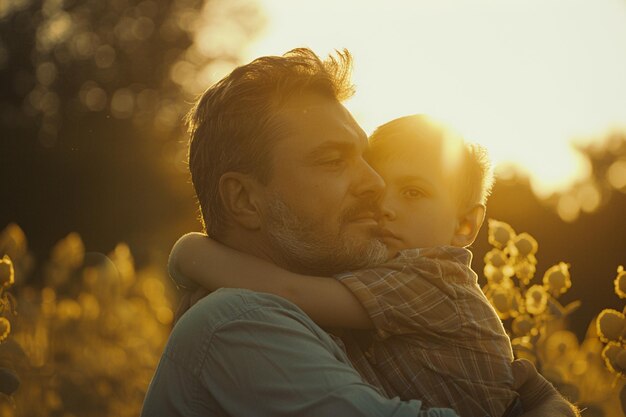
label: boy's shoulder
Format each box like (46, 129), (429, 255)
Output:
(397, 246), (477, 286)
(335, 246), (477, 287)
(396, 245), (473, 266)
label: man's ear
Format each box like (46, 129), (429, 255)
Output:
(218, 172), (263, 231)
(451, 204), (486, 247)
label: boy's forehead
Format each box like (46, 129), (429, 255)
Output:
(368, 136), (442, 163)
(370, 137), (464, 179)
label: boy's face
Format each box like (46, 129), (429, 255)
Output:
(369, 147), (461, 256)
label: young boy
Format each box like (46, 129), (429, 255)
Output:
(169, 115), (519, 417)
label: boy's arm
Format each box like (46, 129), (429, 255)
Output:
(169, 233), (372, 329)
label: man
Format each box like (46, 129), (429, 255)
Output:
(141, 48), (577, 416)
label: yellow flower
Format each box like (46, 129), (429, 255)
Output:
(526, 285), (549, 315)
(508, 232), (538, 258)
(614, 265), (626, 299)
(0, 255), (14, 288)
(512, 314), (536, 336)
(596, 308), (626, 343)
(78, 292), (100, 320)
(511, 336), (537, 364)
(542, 262), (572, 296)
(0, 317), (10, 342)
(0, 223), (27, 261)
(484, 248), (508, 268)
(484, 264), (514, 286)
(50, 232), (85, 270)
(56, 299), (82, 321)
(488, 220), (516, 248)
(490, 290), (508, 313)
(544, 330), (579, 364)
(489, 286), (523, 320)
(109, 243), (136, 289)
(601, 342), (626, 376)
(514, 259), (536, 285)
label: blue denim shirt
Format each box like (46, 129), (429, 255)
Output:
(140, 288), (458, 417)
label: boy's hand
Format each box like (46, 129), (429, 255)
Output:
(512, 359), (579, 417)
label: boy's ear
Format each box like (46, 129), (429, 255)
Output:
(218, 172), (263, 231)
(451, 204), (486, 247)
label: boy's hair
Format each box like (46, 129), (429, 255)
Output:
(186, 48), (354, 238)
(367, 114), (494, 210)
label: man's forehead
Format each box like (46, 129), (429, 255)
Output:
(280, 96), (349, 119)
(277, 96), (366, 142)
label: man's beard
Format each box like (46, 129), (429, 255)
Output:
(263, 197), (388, 276)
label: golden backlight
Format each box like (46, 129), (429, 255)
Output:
(245, 0), (626, 197)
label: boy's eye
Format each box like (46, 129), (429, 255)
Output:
(402, 188), (425, 199)
(321, 158), (345, 168)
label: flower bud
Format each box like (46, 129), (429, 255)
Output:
(509, 233), (538, 258)
(484, 248), (508, 268)
(484, 264), (514, 286)
(514, 260), (536, 285)
(511, 336), (537, 364)
(488, 220), (516, 248)
(597, 309), (626, 343)
(526, 285), (549, 315)
(0, 256), (14, 288)
(543, 262), (572, 296)
(512, 314), (535, 336)
(0, 317), (10, 342)
(602, 342), (626, 375)
(614, 265), (626, 299)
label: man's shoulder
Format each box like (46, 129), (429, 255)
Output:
(176, 288), (303, 333)
(166, 289), (308, 368)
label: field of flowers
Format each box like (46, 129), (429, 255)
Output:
(0, 220), (624, 416)
(0, 224), (176, 416)
(482, 220), (625, 417)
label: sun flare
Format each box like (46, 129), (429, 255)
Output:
(246, 0), (626, 197)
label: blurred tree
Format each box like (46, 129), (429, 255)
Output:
(0, 0), (264, 267)
(536, 133), (626, 223)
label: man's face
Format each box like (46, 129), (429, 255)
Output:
(370, 145), (461, 257)
(257, 94), (387, 275)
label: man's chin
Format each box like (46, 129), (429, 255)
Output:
(337, 230), (387, 267)
(344, 220), (380, 238)
(347, 218), (379, 227)
(341, 224), (379, 250)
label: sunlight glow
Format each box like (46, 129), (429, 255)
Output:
(246, 0), (626, 196)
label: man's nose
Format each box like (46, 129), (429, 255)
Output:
(380, 199), (396, 221)
(353, 159), (385, 199)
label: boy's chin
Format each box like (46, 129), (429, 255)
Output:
(386, 248), (399, 259)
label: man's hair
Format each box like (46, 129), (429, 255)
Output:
(367, 114), (494, 209)
(186, 48), (355, 238)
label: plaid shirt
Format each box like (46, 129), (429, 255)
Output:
(335, 246), (516, 417)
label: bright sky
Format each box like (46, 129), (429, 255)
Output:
(243, 0), (626, 197)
